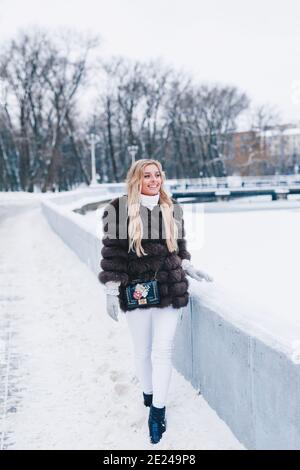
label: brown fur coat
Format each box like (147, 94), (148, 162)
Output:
(98, 194), (191, 312)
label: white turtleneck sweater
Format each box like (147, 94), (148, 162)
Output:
(139, 192), (160, 211)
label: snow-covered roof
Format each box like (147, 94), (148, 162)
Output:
(261, 128), (300, 138)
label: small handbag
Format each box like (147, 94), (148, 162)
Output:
(125, 259), (165, 310)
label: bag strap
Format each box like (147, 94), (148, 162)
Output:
(153, 255), (166, 281)
(130, 255), (166, 284)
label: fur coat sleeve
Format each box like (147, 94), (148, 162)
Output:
(98, 198), (129, 286)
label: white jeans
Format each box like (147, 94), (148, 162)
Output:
(125, 305), (182, 408)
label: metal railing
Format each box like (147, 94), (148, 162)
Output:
(167, 175), (300, 190)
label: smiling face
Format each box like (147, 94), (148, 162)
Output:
(141, 164), (162, 196)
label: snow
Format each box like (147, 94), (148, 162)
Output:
(0, 198), (244, 450)
(61, 194), (114, 212)
(185, 203), (300, 348)
(0, 191), (42, 203)
(261, 127), (300, 137)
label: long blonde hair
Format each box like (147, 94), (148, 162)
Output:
(125, 159), (179, 257)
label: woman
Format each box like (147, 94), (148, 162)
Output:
(98, 159), (213, 445)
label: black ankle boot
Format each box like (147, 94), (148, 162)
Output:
(143, 392), (153, 407)
(148, 404), (167, 444)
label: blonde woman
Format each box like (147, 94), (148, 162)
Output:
(99, 159), (213, 445)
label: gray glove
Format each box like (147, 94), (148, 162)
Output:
(106, 293), (120, 322)
(105, 281), (121, 322)
(181, 259), (214, 282)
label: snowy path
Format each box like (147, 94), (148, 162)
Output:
(0, 202), (244, 450)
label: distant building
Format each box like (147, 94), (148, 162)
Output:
(226, 125), (300, 176)
(261, 126), (300, 174)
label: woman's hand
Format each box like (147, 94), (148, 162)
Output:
(105, 281), (121, 322)
(186, 267), (214, 282)
(106, 294), (120, 322)
(181, 259), (214, 282)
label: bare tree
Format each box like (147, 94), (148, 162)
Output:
(0, 28), (286, 190)
(41, 31), (99, 191)
(0, 28), (100, 191)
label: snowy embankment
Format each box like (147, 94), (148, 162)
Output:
(0, 196), (243, 450)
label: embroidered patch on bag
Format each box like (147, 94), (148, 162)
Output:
(132, 283), (150, 300)
(125, 280), (160, 309)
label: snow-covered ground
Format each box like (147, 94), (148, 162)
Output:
(192, 205), (300, 345)
(0, 198), (244, 450)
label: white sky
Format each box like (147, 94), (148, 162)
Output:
(1, 0), (300, 125)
